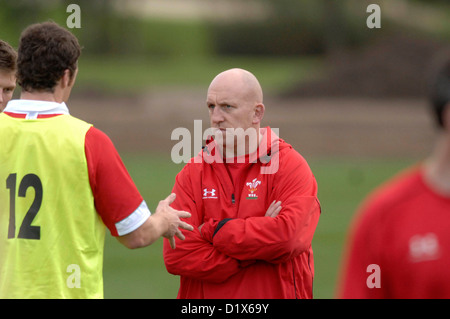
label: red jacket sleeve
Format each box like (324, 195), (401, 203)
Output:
(206, 149), (321, 264)
(163, 163), (242, 283)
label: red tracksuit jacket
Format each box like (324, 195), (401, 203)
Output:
(163, 127), (321, 298)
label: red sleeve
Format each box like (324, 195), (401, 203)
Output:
(208, 149), (321, 263)
(163, 163), (242, 283)
(85, 127), (144, 236)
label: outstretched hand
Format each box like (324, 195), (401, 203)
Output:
(156, 193), (194, 249)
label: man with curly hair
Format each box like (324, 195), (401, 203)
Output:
(0, 22), (192, 299)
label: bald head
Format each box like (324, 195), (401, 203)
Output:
(206, 68), (266, 156)
(208, 68), (263, 104)
(206, 68), (265, 151)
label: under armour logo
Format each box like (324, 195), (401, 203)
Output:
(203, 188), (217, 199)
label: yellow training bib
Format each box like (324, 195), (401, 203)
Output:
(0, 113), (106, 298)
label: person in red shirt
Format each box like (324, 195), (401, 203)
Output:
(163, 68), (321, 299)
(338, 52), (450, 299)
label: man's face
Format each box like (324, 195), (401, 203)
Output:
(206, 70), (265, 157)
(0, 70), (16, 112)
(206, 81), (256, 156)
(207, 79), (254, 133)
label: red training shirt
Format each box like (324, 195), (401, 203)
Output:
(338, 166), (450, 298)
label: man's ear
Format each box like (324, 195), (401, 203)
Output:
(252, 103), (265, 124)
(61, 68), (78, 88)
(60, 69), (71, 88)
(68, 68), (78, 87)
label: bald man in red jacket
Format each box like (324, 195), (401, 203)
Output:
(163, 68), (321, 299)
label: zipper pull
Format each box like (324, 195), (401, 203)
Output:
(231, 193), (235, 204)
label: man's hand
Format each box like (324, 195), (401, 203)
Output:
(265, 200), (282, 218)
(117, 193), (193, 249)
(155, 193), (194, 249)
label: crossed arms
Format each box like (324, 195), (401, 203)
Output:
(163, 154), (321, 283)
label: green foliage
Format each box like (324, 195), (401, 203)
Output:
(208, 0), (389, 56)
(74, 54), (322, 94)
(1, 0), (447, 61)
(0, 1), (211, 58)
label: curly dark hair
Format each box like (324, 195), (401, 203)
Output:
(17, 21), (81, 92)
(0, 40), (17, 73)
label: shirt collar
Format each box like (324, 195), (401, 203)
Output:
(4, 99), (70, 119)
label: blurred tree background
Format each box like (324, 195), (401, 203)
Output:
(1, 0), (449, 97)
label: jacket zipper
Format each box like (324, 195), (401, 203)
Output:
(221, 162), (236, 206)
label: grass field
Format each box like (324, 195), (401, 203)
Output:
(102, 153), (417, 299)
